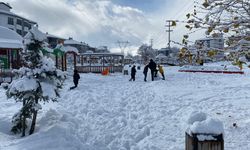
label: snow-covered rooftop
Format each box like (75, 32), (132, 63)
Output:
(46, 33), (65, 40)
(0, 26), (23, 49)
(62, 46), (79, 53)
(64, 39), (87, 45)
(24, 27), (47, 42)
(156, 53), (167, 59)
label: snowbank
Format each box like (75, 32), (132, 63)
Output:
(180, 65), (241, 72)
(179, 65), (244, 74)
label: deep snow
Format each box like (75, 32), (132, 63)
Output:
(1, 63), (250, 149)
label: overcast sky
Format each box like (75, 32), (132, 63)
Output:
(3, 0), (206, 54)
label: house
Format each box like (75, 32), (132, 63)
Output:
(64, 37), (95, 54)
(96, 46), (110, 53)
(0, 2), (37, 37)
(195, 34), (224, 50)
(157, 48), (170, 56)
(46, 32), (65, 49)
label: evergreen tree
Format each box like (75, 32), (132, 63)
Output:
(6, 27), (65, 136)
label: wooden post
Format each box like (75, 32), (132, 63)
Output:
(89, 55), (92, 72)
(186, 132), (224, 150)
(64, 53), (67, 71)
(61, 55), (64, 71)
(81, 55), (83, 66)
(55, 55), (58, 69)
(74, 53), (76, 70)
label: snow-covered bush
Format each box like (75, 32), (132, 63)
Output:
(6, 27), (65, 136)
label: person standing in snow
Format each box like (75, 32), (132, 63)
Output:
(148, 59), (157, 81)
(143, 65), (149, 82)
(70, 69), (80, 90)
(158, 64), (165, 80)
(129, 65), (136, 81)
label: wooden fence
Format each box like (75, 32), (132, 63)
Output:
(75, 66), (123, 73)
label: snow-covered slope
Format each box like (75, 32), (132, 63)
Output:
(1, 64), (250, 149)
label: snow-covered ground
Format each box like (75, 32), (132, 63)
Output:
(1, 63), (250, 150)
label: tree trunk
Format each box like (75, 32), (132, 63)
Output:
(21, 100), (26, 137)
(21, 115), (26, 137)
(29, 110), (37, 135)
(29, 98), (38, 135)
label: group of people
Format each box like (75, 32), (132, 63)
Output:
(129, 59), (165, 82)
(70, 59), (165, 90)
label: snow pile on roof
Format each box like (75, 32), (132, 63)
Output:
(187, 111), (207, 125)
(0, 26), (23, 49)
(55, 44), (79, 54)
(62, 46), (79, 53)
(64, 39), (85, 45)
(187, 111), (224, 135)
(190, 118), (224, 134)
(24, 26), (46, 42)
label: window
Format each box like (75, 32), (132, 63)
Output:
(16, 19), (22, 25)
(8, 17), (14, 25)
(16, 29), (22, 35)
(24, 22), (31, 29)
(23, 31), (28, 36)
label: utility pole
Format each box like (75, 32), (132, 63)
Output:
(165, 20), (174, 55)
(117, 40), (129, 55)
(150, 38), (153, 48)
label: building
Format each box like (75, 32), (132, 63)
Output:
(0, 2), (37, 37)
(96, 46), (110, 53)
(46, 33), (65, 49)
(64, 37), (95, 54)
(157, 48), (170, 56)
(195, 34), (224, 50)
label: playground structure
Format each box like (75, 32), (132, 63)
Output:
(75, 53), (124, 73)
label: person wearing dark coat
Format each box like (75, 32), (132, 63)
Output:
(143, 65), (149, 82)
(129, 65), (136, 81)
(148, 59), (157, 81)
(70, 69), (80, 90)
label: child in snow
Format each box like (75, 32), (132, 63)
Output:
(129, 65), (136, 81)
(158, 64), (165, 80)
(143, 65), (149, 82)
(70, 69), (80, 90)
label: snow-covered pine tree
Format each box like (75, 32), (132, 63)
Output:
(6, 27), (65, 136)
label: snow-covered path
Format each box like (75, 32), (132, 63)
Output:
(1, 65), (250, 149)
